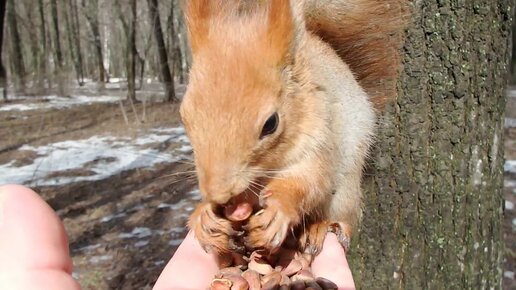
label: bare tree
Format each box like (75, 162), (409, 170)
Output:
(167, 0), (185, 84)
(2, 0), (187, 96)
(37, 0), (48, 87)
(0, 0), (7, 100)
(81, 0), (106, 83)
(115, 0), (137, 103)
(148, 0), (176, 102)
(6, 0), (25, 92)
(50, 0), (63, 70)
(66, 0), (84, 86)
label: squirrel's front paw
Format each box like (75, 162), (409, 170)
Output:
(188, 202), (244, 254)
(299, 221), (352, 261)
(244, 191), (300, 253)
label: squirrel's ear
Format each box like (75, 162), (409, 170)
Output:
(267, 0), (295, 65)
(183, 0), (216, 54)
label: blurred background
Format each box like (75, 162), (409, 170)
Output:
(0, 0), (513, 289)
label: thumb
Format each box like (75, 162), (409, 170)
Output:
(0, 184), (80, 290)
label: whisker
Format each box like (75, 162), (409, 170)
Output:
(247, 184), (261, 198)
(159, 170), (197, 178)
(165, 175), (197, 186)
(248, 180), (265, 190)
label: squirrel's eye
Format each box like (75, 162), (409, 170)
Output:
(260, 112), (279, 139)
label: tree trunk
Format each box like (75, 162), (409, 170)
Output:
(38, 0), (48, 88)
(69, 0), (84, 85)
(6, 0), (25, 92)
(64, 0), (82, 86)
(82, 0), (106, 83)
(0, 0), (6, 101)
(126, 0), (137, 103)
(350, 1), (512, 289)
(147, 0), (176, 102)
(50, 0), (63, 70)
(115, 0), (137, 102)
(511, 7), (516, 84)
(168, 0), (184, 85)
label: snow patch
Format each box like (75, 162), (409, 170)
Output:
(0, 126), (190, 186)
(158, 199), (190, 211)
(0, 95), (124, 112)
(119, 227), (153, 239)
(90, 255), (113, 264)
(168, 239), (183, 247)
(506, 200), (514, 211)
(100, 213), (127, 223)
(506, 118), (516, 128)
(505, 160), (516, 174)
(75, 244), (102, 252)
(505, 180), (516, 188)
(135, 240), (150, 248)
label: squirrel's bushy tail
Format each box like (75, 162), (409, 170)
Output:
(304, 0), (409, 107)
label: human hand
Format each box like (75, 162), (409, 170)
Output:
(0, 184), (355, 290)
(155, 231), (356, 290)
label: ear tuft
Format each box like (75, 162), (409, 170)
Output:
(267, 0), (296, 64)
(183, 0), (220, 53)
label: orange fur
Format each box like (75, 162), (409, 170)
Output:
(180, 0), (408, 256)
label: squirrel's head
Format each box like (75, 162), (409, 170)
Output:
(180, 0), (304, 205)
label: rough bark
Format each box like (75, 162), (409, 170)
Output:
(148, 0), (176, 102)
(0, 0), (6, 100)
(349, 1), (512, 289)
(6, 0), (25, 91)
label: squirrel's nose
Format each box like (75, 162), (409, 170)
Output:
(208, 192), (232, 205)
(201, 176), (234, 205)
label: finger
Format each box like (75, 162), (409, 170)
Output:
(0, 184), (80, 290)
(311, 233), (356, 290)
(153, 231), (219, 290)
(0, 270), (80, 290)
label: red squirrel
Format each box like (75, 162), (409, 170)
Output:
(180, 0), (408, 259)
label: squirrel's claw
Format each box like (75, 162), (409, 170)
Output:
(328, 222), (351, 252)
(188, 202), (239, 255)
(244, 197), (294, 253)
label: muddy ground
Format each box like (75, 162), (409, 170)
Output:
(0, 86), (514, 289)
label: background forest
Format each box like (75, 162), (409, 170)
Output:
(1, 0), (188, 102)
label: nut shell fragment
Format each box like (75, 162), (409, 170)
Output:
(261, 272), (282, 288)
(211, 278), (233, 290)
(281, 259), (303, 277)
(242, 270), (261, 290)
(224, 274), (249, 290)
(248, 259), (274, 275)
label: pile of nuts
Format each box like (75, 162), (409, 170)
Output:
(210, 251), (338, 290)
